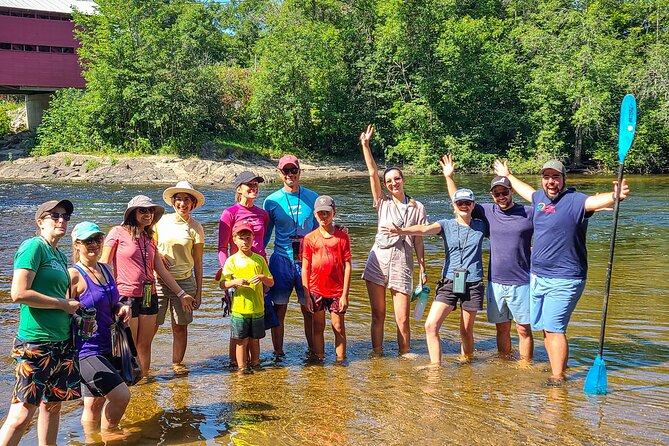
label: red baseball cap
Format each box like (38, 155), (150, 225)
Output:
(277, 155), (300, 169)
(232, 221), (254, 235)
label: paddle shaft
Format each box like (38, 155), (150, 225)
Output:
(597, 162), (625, 357)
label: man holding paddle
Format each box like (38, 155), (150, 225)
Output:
(494, 159), (629, 385)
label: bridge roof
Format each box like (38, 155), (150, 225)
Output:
(0, 1), (97, 14)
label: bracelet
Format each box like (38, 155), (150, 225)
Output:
(176, 289), (186, 298)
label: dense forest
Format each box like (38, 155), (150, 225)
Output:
(30, 0), (669, 173)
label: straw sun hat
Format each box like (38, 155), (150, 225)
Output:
(162, 181), (206, 209)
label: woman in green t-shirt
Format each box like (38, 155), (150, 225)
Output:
(0, 199), (83, 446)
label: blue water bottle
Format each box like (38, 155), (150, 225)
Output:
(412, 285), (430, 320)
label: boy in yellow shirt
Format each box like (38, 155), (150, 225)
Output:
(221, 222), (274, 370)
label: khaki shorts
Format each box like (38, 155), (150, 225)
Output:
(156, 275), (197, 326)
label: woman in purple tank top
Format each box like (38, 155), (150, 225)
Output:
(69, 222), (132, 442)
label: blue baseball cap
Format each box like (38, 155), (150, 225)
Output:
(72, 221), (105, 241)
(453, 188), (475, 203)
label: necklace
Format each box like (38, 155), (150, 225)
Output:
(79, 261), (108, 287)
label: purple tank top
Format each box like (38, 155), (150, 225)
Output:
(74, 264), (120, 358)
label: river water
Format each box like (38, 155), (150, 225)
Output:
(0, 174), (667, 445)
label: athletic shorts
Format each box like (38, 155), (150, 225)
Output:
(10, 338), (81, 405)
(486, 282), (531, 325)
(121, 294), (159, 317)
(310, 294), (345, 314)
(230, 314), (266, 340)
(267, 253), (305, 305)
(79, 354), (125, 398)
(434, 279), (484, 311)
(156, 275), (197, 326)
(530, 274), (586, 333)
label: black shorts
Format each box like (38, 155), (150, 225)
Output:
(121, 294), (159, 317)
(79, 354), (125, 397)
(434, 279), (484, 311)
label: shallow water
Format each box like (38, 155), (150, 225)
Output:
(0, 174), (667, 445)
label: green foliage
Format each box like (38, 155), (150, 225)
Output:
(28, 0), (669, 172)
(0, 98), (22, 136)
(83, 159), (101, 172)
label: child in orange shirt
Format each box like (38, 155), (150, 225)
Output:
(301, 196), (352, 361)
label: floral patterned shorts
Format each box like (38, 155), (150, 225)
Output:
(11, 338), (81, 405)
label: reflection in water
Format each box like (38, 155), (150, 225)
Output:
(0, 176), (667, 444)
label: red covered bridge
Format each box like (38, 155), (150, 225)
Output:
(0, 1), (96, 129)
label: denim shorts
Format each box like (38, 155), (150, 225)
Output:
(267, 252), (305, 305)
(486, 282), (531, 325)
(11, 338), (81, 405)
(530, 274), (586, 333)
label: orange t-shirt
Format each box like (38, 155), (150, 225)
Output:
(302, 228), (351, 298)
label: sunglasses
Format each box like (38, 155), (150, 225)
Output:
(43, 212), (71, 221)
(281, 167), (299, 175)
(455, 200), (473, 207)
(492, 189), (510, 198)
(137, 207), (155, 214)
(80, 235), (104, 245)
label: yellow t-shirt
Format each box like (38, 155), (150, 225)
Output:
(222, 252), (271, 316)
(155, 213), (205, 280)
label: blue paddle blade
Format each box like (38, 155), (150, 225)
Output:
(584, 355), (608, 395)
(618, 94), (637, 163)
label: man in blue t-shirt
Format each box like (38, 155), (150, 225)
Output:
(441, 155), (534, 360)
(494, 159), (629, 384)
(263, 155), (319, 357)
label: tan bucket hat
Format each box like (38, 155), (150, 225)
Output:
(162, 181), (205, 209)
(123, 195), (165, 224)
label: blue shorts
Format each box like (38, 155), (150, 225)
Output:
(267, 252), (305, 305)
(530, 274), (586, 333)
(486, 282), (531, 325)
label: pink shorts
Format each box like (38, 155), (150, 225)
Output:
(361, 244), (413, 296)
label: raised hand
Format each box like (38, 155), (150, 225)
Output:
(440, 154), (455, 178)
(359, 124), (374, 148)
(493, 159), (511, 177)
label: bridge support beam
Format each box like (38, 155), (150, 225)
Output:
(25, 93), (52, 131)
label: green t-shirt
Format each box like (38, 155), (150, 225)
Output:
(14, 237), (71, 341)
(222, 251), (271, 317)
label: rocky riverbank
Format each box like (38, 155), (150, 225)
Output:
(0, 151), (368, 186)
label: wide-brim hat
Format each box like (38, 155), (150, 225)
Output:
(35, 199), (74, 222)
(123, 195), (165, 224)
(162, 181), (205, 209)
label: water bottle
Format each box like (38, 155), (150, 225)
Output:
(412, 285), (430, 320)
(79, 307), (97, 339)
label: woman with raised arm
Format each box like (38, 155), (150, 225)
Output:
(384, 188), (488, 365)
(100, 195), (195, 378)
(359, 125), (427, 355)
(69, 222), (132, 442)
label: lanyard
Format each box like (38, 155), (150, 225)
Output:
(76, 262), (114, 312)
(40, 236), (70, 299)
(456, 222), (471, 268)
(285, 188), (301, 236)
(138, 235), (151, 282)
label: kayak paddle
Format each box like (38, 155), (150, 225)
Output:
(583, 94), (637, 395)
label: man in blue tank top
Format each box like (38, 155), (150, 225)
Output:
(263, 155), (319, 358)
(494, 159), (630, 385)
(441, 155), (534, 361)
